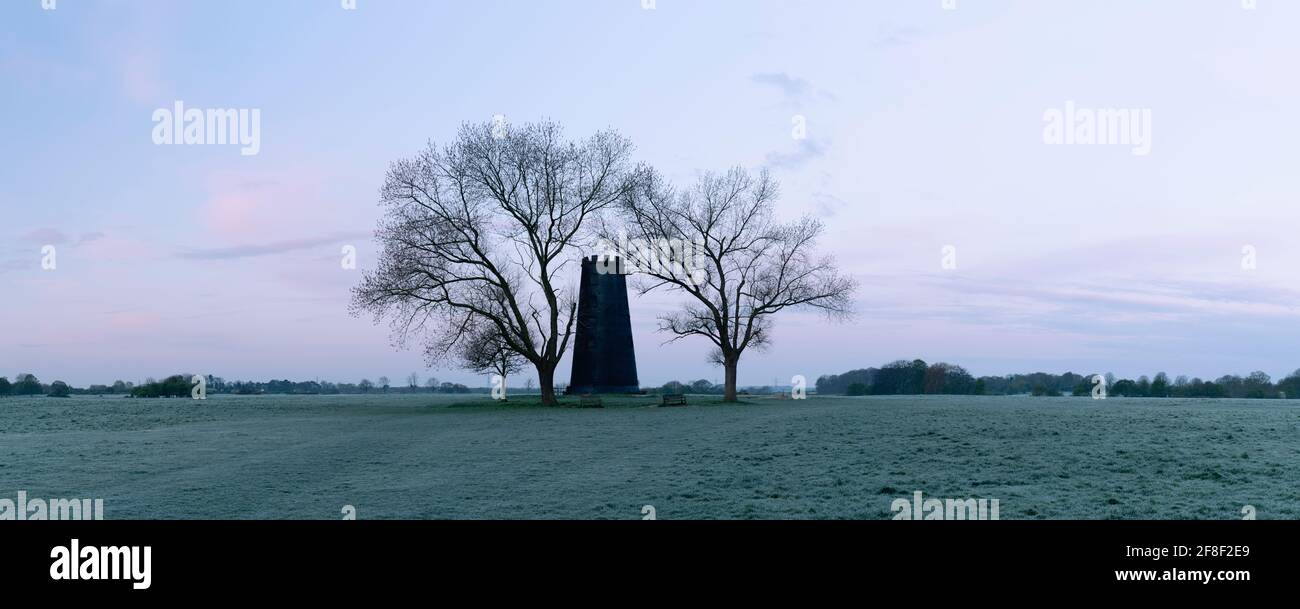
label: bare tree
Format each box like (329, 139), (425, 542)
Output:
(406, 372), (420, 389)
(351, 120), (646, 406)
(424, 376), (439, 393)
(457, 323), (526, 389)
(604, 167), (856, 402)
(378, 376), (390, 393)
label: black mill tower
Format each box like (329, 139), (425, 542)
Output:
(566, 255), (640, 394)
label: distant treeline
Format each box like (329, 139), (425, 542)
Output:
(1, 372), (786, 400)
(654, 380), (787, 395)
(202, 376), (478, 396)
(9, 365), (1300, 400)
(0, 374), (484, 398)
(816, 360), (1300, 399)
(0, 374), (70, 397)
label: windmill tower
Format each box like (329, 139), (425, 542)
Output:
(566, 255), (640, 394)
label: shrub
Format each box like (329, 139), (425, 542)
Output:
(1031, 384), (1060, 397)
(48, 381), (71, 398)
(131, 375), (191, 398)
(14, 374), (42, 395)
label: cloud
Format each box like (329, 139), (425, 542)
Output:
(873, 25), (924, 49)
(118, 49), (165, 104)
(106, 311), (164, 331)
(101, 3), (178, 105)
(0, 259), (29, 274)
(175, 233), (368, 260)
(764, 138), (828, 170)
(78, 231), (106, 245)
(751, 72), (812, 99)
(750, 72), (836, 103)
(236, 179), (279, 191)
(881, 274), (1300, 330)
(0, 50), (95, 92)
(22, 228), (68, 245)
(77, 232), (165, 264)
(811, 191), (848, 217)
(197, 169), (353, 244)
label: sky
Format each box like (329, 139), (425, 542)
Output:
(4, 0), (1300, 388)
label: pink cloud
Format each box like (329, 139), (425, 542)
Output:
(78, 233), (165, 264)
(107, 311), (163, 331)
(198, 171), (334, 243)
(202, 192), (263, 238)
(118, 49), (165, 104)
(22, 227), (68, 244)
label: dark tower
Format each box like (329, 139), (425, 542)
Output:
(566, 256), (639, 394)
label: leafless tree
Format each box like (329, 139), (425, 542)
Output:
(406, 372), (420, 389)
(603, 167), (856, 402)
(457, 323), (526, 389)
(351, 119), (646, 406)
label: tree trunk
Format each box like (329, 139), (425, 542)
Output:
(723, 357), (739, 402)
(538, 364), (557, 406)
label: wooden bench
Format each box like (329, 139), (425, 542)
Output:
(579, 394), (603, 408)
(661, 394), (687, 407)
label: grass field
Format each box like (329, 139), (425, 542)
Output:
(2, 393), (1297, 519)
